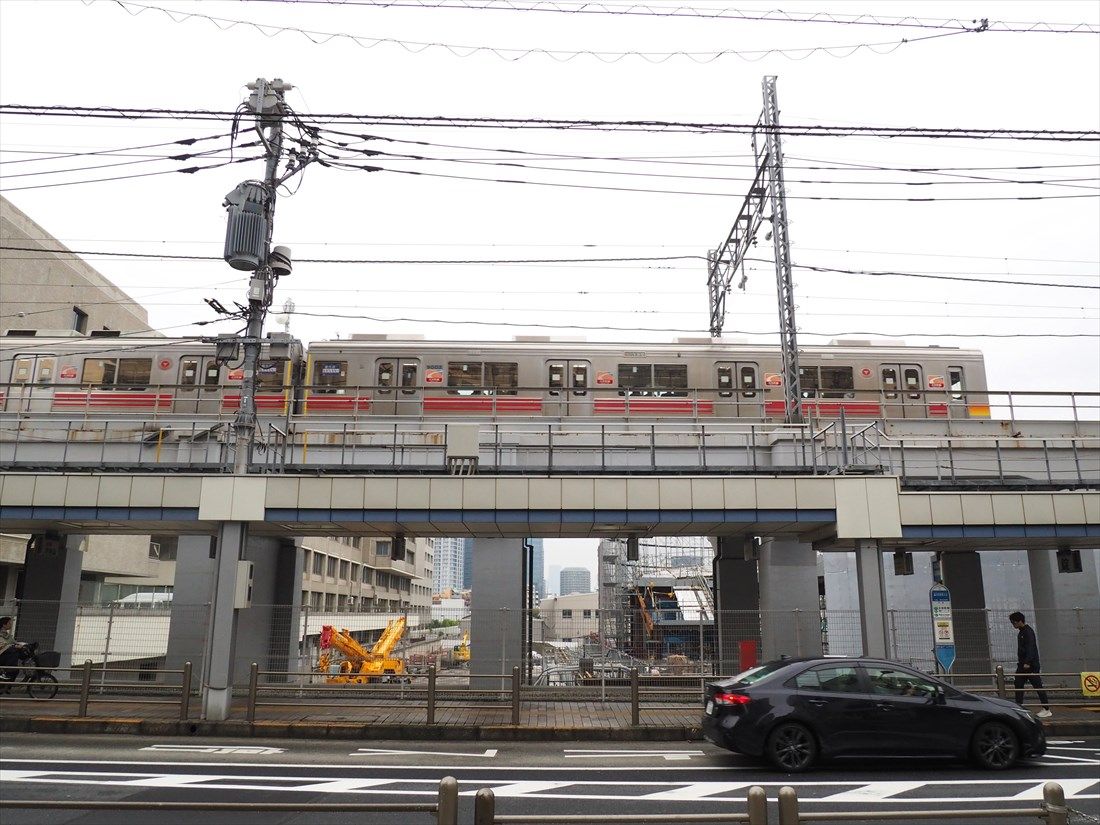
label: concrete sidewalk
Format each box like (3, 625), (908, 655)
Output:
(1, 697), (1096, 741)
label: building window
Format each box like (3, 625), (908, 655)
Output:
(583, 609), (592, 619)
(376, 541), (391, 556)
(72, 306), (88, 334)
(562, 609), (573, 619)
(326, 556), (337, 578)
(324, 593), (335, 611)
(351, 563), (360, 582)
(362, 567), (373, 584)
(339, 559), (350, 580)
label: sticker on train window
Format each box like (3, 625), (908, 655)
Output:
(59, 366), (78, 379)
(764, 373), (782, 386)
(927, 375), (945, 389)
(425, 368), (444, 384)
(596, 371), (614, 385)
(228, 368), (245, 381)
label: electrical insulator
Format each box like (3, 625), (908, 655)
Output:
(223, 182), (269, 271)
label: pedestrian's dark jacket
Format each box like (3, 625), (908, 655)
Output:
(1017, 624), (1040, 669)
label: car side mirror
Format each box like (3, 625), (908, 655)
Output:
(933, 686), (947, 705)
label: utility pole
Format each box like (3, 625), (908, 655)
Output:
(221, 78), (298, 473)
(706, 76), (802, 423)
(761, 75), (803, 423)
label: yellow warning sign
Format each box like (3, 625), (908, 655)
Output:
(1082, 672), (1100, 697)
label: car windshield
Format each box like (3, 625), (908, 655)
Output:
(723, 661), (790, 687)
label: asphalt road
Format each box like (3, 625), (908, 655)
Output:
(1, 733), (1097, 824)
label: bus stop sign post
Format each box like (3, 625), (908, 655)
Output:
(930, 583), (956, 673)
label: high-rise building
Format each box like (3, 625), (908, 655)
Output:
(432, 537), (467, 594)
(462, 540), (473, 590)
(560, 567), (592, 595)
(528, 538), (545, 601)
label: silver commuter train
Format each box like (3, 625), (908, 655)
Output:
(1, 330), (990, 420)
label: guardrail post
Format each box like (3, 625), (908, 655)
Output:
(246, 662), (259, 723)
(511, 666), (521, 725)
(474, 787), (496, 825)
(427, 664), (436, 725)
(437, 775), (459, 825)
(630, 667), (640, 726)
(1043, 781), (1068, 825)
(746, 785), (769, 825)
(995, 665), (1007, 700)
(777, 785), (800, 825)
(180, 662), (193, 721)
(77, 660), (92, 717)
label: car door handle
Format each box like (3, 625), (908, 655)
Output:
(874, 703), (894, 711)
(959, 710), (974, 716)
(807, 699), (829, 706)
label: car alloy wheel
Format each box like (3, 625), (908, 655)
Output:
(973, 721), (1019, 770)
(767, 722), (817, 772)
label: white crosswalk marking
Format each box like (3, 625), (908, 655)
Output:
(126, 774), (217, 787)
(284, 778), (394, 793)
(488, 781), (571, 797)
(822, 782), (927, 802)
(1012, 779), (1099, 800)
(642, 782), (752, 800)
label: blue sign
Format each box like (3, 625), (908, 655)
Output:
(935, 643), (956, 672)
(929, 583), (956, 673)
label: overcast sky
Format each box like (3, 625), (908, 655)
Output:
(2, 0), (1098, 574)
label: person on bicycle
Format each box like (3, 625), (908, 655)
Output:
(0, 616), (27, 681)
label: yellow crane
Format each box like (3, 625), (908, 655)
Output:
(317, 616), (407, 683)
(453, 631), (470, 664)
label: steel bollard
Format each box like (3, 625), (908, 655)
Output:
(995, 665), (1007, 700)
(777, 785), (800, 825)
(473, 787), (496, 825)
(511, 666), (521, 725)
(180, 662), (192, 721)
(436, 775), (459, 825)
(246, 663), (259, 723)
(746, 785), (769, 825)
(427, 664), (436, 725)
(630, 667), (639, 726)
(77, 660), (93, 717)
(1043, 781), (1068, 825)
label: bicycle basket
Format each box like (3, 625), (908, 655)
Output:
(36, 651), (61, 669)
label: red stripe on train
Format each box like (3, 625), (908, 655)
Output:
(594, 399), (715, 415)
(422, 396), (543, 412)
(222, 394), (289, 411)
(764, 400), (884, 417)
(304, 396), (371, 412)
(52, 392), (173, 409)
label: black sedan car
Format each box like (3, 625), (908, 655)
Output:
(702, 657), (1046, 772)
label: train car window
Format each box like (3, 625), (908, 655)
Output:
(618, 364), (652, 396)
(571, 364), (588, 395)
(12, 357), (32, 382)
(180, 358), (199, 387)
(882, 368), (898, 399)
(548, 363), (565, 396)
(799, 366), (819, 398)
(314, 360), (348, 394)
(904, 368), (921, 400)
(400, 363), (418, 395)
(486, 362), (519, 395)
(740, 365), (758, 398)
(82, 358), (116, 386)
(117, 359), (151, 388)
(256, 360), (282, 390)
(820, 366), (854, 399)
(377, 361), (394, 392)
(717, 366), (733, 398)
(949, 367), (965, 400)
(36, 358), (56, 383)
(203, 362), (220, 391)
(448, 362), (482, 395)
(653, 364), (688, 397)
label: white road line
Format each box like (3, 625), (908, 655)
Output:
(124, 774), (220, 788)
(1046, 746), (1100, 752)
(563, 749), (707, 762)
(283, 778), (394, 793)
(822, 782), (927, 802)
(1030, 754), (1100, 765)
(1012, 779), (1099, 800)
(642, 782), (752, 800)
(487, 781), (572, 797)
(353, 747), (498, 758)
(140, 745), (286, 755)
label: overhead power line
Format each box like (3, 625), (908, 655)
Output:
(230, 0), (1100, 34)
(93, 0), (989, 63)
(3, 244), (1095, 290)
(5, 105), (1098, 140)
(0, 156), (263, 192)
(0, 131), (233, 165)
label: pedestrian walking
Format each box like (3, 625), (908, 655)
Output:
(1009, 611), (1052, 718)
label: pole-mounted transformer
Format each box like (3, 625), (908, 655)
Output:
(223, 181), (270, 271)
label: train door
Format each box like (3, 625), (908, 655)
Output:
(374, 358), (420, 415)
(715, 361), (760, 418)
(880, 363), (924, 418)
(7, 353), (58, 413)
(176, 356), (222, 415)
(545, 359), (591, 416)
(947, 365), (968, 419)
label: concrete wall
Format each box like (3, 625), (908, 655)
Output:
(1, 195), (150, 334)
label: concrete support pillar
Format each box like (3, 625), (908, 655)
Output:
(758, 537), (822, 659)
(15, 532), (84, 669)
(470, 538), (525, 690)
(1027, 547), (1100, 673)
(854, 540), (889, 659)
(712, 535), (760, 674)
(940, 551), (990, 675)
(204, 521), (245, 721)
